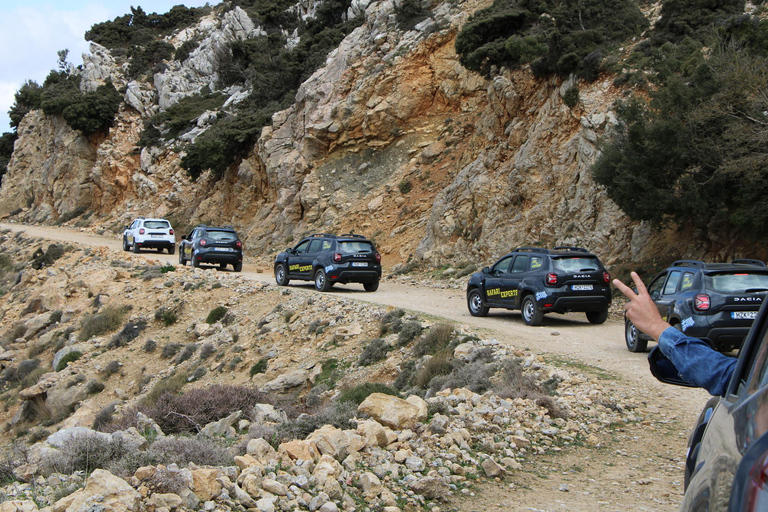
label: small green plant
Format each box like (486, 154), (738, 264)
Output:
(143, 339), (157, 353)
(563, 85), (579, 109)
(397, 321), (422, 346)
(250, 357), (268, 377)
(160, 264), (175, 273)
(80, 305), (128, 341)
(155, 307), (178, 326)
(380, 309), (406, 335)
(56, 351), (83, 372)
(206, 306), (227, 324)
(357, 339), (389, 366)
(161, 343), (181, 359)
(338, 382), (398, 406)
(413, 324), (455, 356)
(398, 179), (412, 194)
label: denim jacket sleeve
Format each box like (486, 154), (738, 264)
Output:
(657, 327), (738, 396)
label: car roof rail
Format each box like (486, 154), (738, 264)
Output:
(672, 260), (706, 268)
(733, 258), (767, 267)
(310, 233), (336, 238)
(512, 247), (550, 254)
(339, 233), (367, 239)
(553, 246), (589, 253)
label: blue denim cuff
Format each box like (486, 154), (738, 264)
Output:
(657, 327), (737, 396)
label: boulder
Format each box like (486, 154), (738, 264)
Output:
(356, 419), (389, 448)
(53, 469), (141, 512)
(358, 393), (422, 429)
(307, 425), (351, 460)
(409, 476), (450, 501)
(199, 410), (241, 438)
(246, 438), (277, 462)
(251, 403), (288, 424)
(278, 439), (320, 462)
(262, 369), (309, 392)
(0, 501), (38, 512)
(192, 468), (222, 501)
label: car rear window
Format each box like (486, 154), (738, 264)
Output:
(206, 230), (237, 241)
(144, 221), (170, 229)
(705, 272), (768, 293)
(339, 241), (374, 254)
(552, 257), (601, 273)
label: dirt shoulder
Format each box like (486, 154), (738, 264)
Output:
(0, 222), (708, 510)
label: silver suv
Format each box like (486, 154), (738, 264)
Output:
(122, 218), (176, 254)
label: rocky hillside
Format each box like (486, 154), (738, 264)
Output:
(0, 231), (645, 511)
(1, 0), (765, 277)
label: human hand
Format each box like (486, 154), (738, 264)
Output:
(612, 271), (671, 341)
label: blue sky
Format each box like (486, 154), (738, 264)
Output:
(0, 1), (210, 134)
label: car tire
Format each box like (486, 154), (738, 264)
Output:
(364, 281), (379, 292)
(521, 295), (543, 326)
(234, 262), (242, 272)
(314, 269), (331, 292)
(192, 252), (201, 268)
(219, 262), (227, 270)
(168, 246), (175, 255)
(132, 241), (140, 253)
(625, 319), (648, 352)
(586, 309), (609, 324)
(467, 289), (489, 317)
(157, 247), (163, 253)
(275, 264), (289, 286)
(122, 236), (129, 251)
(178, 250), (186, 266)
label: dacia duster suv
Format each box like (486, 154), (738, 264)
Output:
(466, 246), (612, 326)
(122, 218), (176, 254)
(274, 233), (382, 292)
(178, 225), (243, 272)
(625, 259), (768, 353)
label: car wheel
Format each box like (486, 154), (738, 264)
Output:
(521, 295), (543, 326)
(122, 236), (129, 251)
(233, 262), (242, 272)
(625, 319), (648, 352)
(168, 246), (175, 255)
(157, 247), (163, 253)
(586, 309), (609, 324)
(467, 289), (489, 317)
(192, 252), (201, 268)
(132, 241), (140, 253)
(219, 262), (227, 270)
(364, 281), (379, 292)
(314, 269), (331, 292)
(275, 263), (289, 286)
(178, 250), (185, 266)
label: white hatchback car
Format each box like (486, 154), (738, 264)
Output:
(122, 218), (176, 254)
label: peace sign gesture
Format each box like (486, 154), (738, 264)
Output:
(613, 272), (671, 341)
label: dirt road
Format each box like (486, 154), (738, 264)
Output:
(2, 222), (708, 510)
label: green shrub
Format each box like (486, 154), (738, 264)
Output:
(380, 309), (405, 335)
(155, 307), (178, 326)
(40, 431), (128, 476)
(413, 324), (454, 356)
(357, 339), (389, 366)
(206, 306), (228, 324)
(144, 371), (188, 405)
(160, 343), (181, 359)
(103, 361), (121, 377)
(174, 343), (197, 364)
(143, 339), (157, 353)
(142, 92), (226, 145)
(338, 382), (398, 406)
(80, 305), (128, 341)
(107, 320), (147, 349)
(563, 85), (580, 109)
(397, 321), (422, 346)
(315, 358), (344, 388)
(395, 0), (429, 31)
(398, 179), (412, 194)
(9, 80), (42, 130)
(85, 6), (206, 49)
(199, 343), (215, 360)
(0, 132), (16, 182)
(56, 351), (83, 372)
(413, 352), (453, 388)
(160, 264), (175, 273)
(250, 357), (268, 376)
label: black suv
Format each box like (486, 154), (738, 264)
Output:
(178, 225), (243, 272)
(625, 259), (768, 353)
(274, 233), (381, 292)
(465, 247), (612, 326)
(650, 299), (768, 511)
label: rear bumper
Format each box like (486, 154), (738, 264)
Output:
(328, 269), (381, 284)
(196, 250), (242, 265)
(136, 239), (174, 249)
(544, 294), (610, 313)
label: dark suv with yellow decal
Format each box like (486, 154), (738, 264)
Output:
(466, 247), (611, 326)
(625, 259), (768, 353)
(274, 233), (382, 292)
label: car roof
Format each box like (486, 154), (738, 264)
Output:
(196, 224), (236, 232)
(140, 218), (171, 223)
(304, 233), (371, 241)
(670, 259), (768, 271)
(510, 246), (597, 257)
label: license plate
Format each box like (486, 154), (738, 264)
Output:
(572, 284), (593, 291)
(352, 262), (368, 267)
(151, 234), (163, 238)
(732, 311), (757, 320)
(214, 247), (232, 252)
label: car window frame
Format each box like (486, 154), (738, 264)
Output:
(648, 272), (668, 301)
(294, 240), (310, 254)
(492, 256), (513, 275)
(530, 256), (544, 271)
(510, 255), (529, 273)
(664, 271), (683, 295)
(307, 239), (324, 253)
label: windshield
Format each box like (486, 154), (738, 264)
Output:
(206, 230), (237, 241)
(552, 257), (601, 273)
(705, 272), (768, 293)
(144, 221), (170, 229)
(339, 241), (374, 254)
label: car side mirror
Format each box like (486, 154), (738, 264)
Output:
(650, 291), (660, 301)
(286, 248), (294, 254)
(181, 235), (187, 241)
(648, 346), (697, 388)
(482, 267), (490, 274)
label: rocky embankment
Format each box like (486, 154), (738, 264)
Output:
(0, 231), (645, 511)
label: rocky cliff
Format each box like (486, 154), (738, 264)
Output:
(1, 1), (763, 269)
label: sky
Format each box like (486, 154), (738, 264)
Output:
(0, 1), (210, 134)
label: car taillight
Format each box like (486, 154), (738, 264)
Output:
(546, 273), (558, 285)
(745, 451), (768, 512)
(169, 228), (174, 235)
(236, 240), (242, 249)
(200, 239), (207, 246)
(333, 253), (342, 262)
(139, 228), (145, 235)
(375, 253), (381, 263)
(603, 271), (610, 283)
(694, 294), (710, 311)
